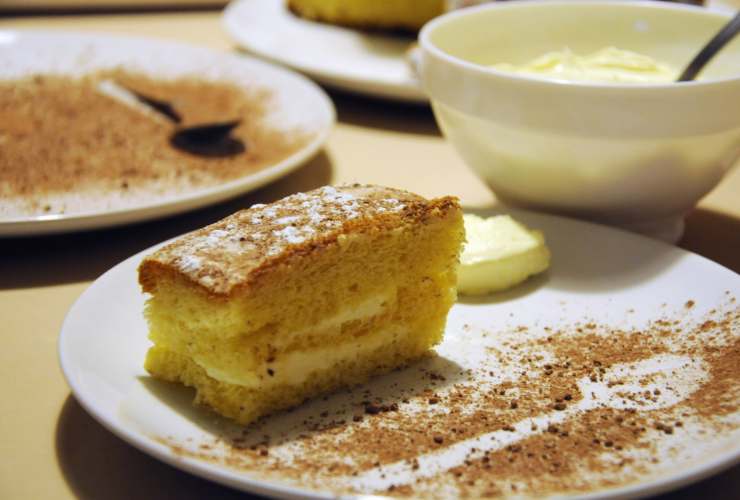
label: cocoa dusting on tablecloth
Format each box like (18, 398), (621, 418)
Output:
(0, 71), (312, 217)
(156, 296), (739, 498)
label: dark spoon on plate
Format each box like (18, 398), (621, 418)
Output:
(677, 10), (740, 82)
(98, 80), (245, 157)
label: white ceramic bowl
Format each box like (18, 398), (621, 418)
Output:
(419, 0), (740, 242)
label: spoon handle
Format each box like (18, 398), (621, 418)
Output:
(124, 86), (183, 123)
(678, 11), (740, 82)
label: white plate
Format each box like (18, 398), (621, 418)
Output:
(222, 0), (427, 103)
(59, 210), (740, 499)
(0, 30), (334, 237)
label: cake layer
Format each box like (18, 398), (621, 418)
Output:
(139, 185), (451, 297)
(148, 322), (405, 393)
(198, 294), (397, 386)
(145, 326), (436, 425)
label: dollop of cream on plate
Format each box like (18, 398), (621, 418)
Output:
(458, 214), (550, 295)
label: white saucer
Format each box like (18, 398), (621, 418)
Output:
(222, 0), (427, 103)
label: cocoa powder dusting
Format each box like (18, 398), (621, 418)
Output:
(156, 299), (740, 498)
(0, 71), (312, 217)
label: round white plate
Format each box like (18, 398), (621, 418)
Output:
(59, 210), (740, 499)
(0, 30), (334, 237)
(222, 0), (427, 103)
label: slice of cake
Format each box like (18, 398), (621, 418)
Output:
(139, 185), (463, 425)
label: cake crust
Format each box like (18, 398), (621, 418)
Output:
(139, 185), (459, 298)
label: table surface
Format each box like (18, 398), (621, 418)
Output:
(1, 9), (739, 500)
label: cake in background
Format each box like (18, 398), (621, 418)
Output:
(139, 185), (464, 425)
(287, 0), (445, 31)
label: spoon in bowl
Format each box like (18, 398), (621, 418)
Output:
(97, 79), (245, 157)
(677, 10), (740, 82)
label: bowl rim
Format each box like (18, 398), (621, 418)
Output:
(418, 0), (739, 90)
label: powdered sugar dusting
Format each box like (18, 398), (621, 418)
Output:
(273, 226), (307, 245)
(143, 185), (431, 294)
(204, 229), (229, 247)
(178, 255), (202, 273)
(275, 215), (301, 225)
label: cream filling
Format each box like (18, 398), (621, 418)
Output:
(282, 290), (395, 344)
(199, 290), (397, 386)
(203, 325), (404, 389)
(261, 325), (403, 387)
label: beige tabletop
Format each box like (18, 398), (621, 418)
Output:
(1, 9), (739, 500)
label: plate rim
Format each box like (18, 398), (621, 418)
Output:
(222, 0), (428, 103)
(58, 209), (740, 499)
(0, 29), (336, 238)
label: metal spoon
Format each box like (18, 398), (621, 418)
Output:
(677, 10), (740, 82)
(97, 80), (245, 157)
